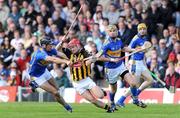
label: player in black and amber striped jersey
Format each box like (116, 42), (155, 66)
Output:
(60, 38), (113, 112)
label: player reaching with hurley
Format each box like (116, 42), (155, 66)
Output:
(56, 38), (114, 113)
(116, 23), (153, 108)
(93, 25), (147, 110)
(28, 37), (72, 112)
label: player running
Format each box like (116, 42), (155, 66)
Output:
(56, 38), (114, 113)
(28, 37), (72, 112)
(116, 23), (153, 108)
(95, 25), (147, 110)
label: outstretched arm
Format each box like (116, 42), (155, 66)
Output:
(45, 56), (70, 65)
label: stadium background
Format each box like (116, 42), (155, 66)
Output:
(0, 0), (180, 117)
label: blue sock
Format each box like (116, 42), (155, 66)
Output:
(118, 96), (126, 103)
(130, 87), (137, 97)
(137, 89), (142, 96)
(130, 87), (138, 102)
(109, 92), (115, 103)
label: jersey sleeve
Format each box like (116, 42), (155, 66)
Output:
(51, 48), (57, 56)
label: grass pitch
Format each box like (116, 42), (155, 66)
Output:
(0, 102), (179, 118)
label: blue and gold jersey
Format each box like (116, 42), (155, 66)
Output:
(102, 37), (124, 69)
(29, 48), (57, 77)
(129, 35), (147, 60)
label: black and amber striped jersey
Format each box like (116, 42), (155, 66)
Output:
(62, 48), (91, 81)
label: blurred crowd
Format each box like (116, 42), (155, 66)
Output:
(0, 0), (180, 89)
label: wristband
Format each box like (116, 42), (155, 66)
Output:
(110, 58), (115, 61)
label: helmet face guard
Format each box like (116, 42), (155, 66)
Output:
(137, 23), (147, 31)
(40, 37), (54, 46)
(107, 25), (118, 38)
(137, 23), (147, 36)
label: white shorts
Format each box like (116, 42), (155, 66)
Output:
(72, 77), (96, 95)
(130, 60), (148, 77)
(106, 63), (128, 84)
(31, 69), (52, 86)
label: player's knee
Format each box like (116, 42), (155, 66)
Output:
(98, 94), (104, 99)
(149, 78), (154, 84)
(52, 90), (59, 97)
(89, 98), (97, 104)
(129, 79), (137, 87)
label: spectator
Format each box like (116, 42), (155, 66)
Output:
(175, 53), (180, 74)
(39, 3), (51, 26)
(0, 28), (5, 46)
(83, 10), (94, 31)
(172, 8), (180, 28)
(165, 61), (180, 89)
(147, 57), (165, 87)
(163, 29), (171, 47)
(157, 39), (171, 65)
(106, 3), (120, 24)
(88, 30), (103, 51)
(8, 4), (21, 25)
(45, 18), (54, 34)
(10, 30), (24, 50)
(0, 71), (8, 86)
(16, 49), (31, 74)
(150, 35), (159, 49)
(63, 0), (76, 22)
(24, 4), (38, 26)
(0, 37), (15, 67)
(20, 0), (29, 17)
(117, 20), (133, 46)
(77, 23), (90, 45)
(18, 17), (26, 34)
(7, 62), (21, 86)
(0, 0), (10, 27)
(22, 25), (33, 49)
(21, 63), (30, 87)
(168, 40), (180, 63)
(13, 43), (24, 61)
(94, 11), (103, 25)
(52, 10), (66, 35)
(159, 0), (173, 29)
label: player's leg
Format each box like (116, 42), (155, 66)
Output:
(47, 77), (59, 90)
(40, 79), (72, 112)
(116, 70), (138, 107)
(116, 61), (142, 106)
(105, 68), (120, 110)
(137, 70), (154, 95)
(89, 85), (104, 99)
(123, 73), (147, 108)
(81, 90), (113, 112)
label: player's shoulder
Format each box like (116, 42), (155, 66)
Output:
(132, 35), (139, 41)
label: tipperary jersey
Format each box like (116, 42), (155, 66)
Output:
(29, 48), (57, 77)
(103, 37), (124, 69)
(129, 35), (147, 60)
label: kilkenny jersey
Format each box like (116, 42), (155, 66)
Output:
(102, 37), (124, 69)
(29, 48), (57, 77)
(62, 48), (91, 81)
(129, 35), (147, 60)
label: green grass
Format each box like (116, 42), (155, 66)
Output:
(0, 102), (179, 118)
